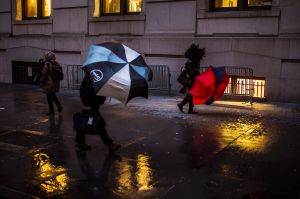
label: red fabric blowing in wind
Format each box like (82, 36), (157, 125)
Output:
(213, 72), (229, 101)
(188, 67), (216, 104)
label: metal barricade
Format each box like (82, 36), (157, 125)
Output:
(62, 64), (84, 89)
(62, 64), (172, 96)
(148, 65), (171, 96)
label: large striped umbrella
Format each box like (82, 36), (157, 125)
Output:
(82, 42), (151, 104)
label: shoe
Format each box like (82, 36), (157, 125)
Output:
(108, 143), (121, 153)
(58, 106), (63, 113)
(177, 104), (184, 113)
(76, 143), (92, 151)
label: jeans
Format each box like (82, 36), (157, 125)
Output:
(46, 92), (61, 113)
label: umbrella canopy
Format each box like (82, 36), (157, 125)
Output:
(188, 66), (229, 105)
(205, 66), (229, 105)
(82, 42), (151, 104)
(188, 67), (216, 104)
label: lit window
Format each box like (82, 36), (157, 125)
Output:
(215, 0), (238, 8)
(93, 0), (100, 17)
(128, 0), (142, 13)
(103, 0), (120, 14)
(211, 0), (271, 11)
(16, 0), (22, 20)
(42, 0), (51, 17)
(94, 0), (142, 16)
(15, 0), (51, 20)
(26, 0), (38, 17)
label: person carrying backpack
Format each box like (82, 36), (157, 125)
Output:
(42, 51), (63, 116)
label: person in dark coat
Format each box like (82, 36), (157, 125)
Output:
(75, 73), (121, 152)
(42, 51), (63, 115)
(177, 44), (205, 114)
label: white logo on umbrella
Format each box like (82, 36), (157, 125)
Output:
(90, 69), (103, 82)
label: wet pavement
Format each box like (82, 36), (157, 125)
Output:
(0, 83), (300, 199)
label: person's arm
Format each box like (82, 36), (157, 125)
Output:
(42, 62), (50, 75)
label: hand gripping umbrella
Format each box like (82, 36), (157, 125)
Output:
(82, 42), (152, 104)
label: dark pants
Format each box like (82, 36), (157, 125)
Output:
(178, 93), (194, 112)
(46, 92), (61, 113)
(75, 125), (113, 146)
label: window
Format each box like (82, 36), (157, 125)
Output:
(15, 0), (51, 20)
(93, 0), (142, 16)
(210, 0), (271, 11)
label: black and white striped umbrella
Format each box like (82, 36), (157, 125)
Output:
(82, 42), (151, 104)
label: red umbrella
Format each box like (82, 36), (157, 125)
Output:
(188, 66), (229, 105)
(188, 67), (215, 104)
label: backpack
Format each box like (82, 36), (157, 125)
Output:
(48, 62), (64, 82)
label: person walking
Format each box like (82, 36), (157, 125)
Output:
(42, 51), (63, 115)
(75, 73), (121, 152)
(177, 44), (205, 114)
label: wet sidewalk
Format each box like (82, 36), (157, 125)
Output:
(0, 83), (300, 199)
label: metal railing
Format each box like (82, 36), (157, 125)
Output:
(61, 64), (84, 89)
(148, 65), (171, 96)
(62, 64), (172, 96)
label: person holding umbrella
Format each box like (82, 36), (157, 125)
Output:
(75, 73), (121, 152)
(75, 42), (152, 151)
(177, 44), (205, 114)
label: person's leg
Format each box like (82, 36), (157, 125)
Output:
(51, 92), (62, 112)
(98, 126), (113, 146)
(187, 94), (196, 113)
(98, 126), (121, 153)
(75, 130), (91, 150)
(177, 94), (189, 112)
(46, 93), (55, 114)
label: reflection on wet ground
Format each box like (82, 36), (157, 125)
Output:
(33, 152), (69, 196)
(0, 85), (300, 199)
(114, 154), (154, 197)
(219, 118), (271, 153)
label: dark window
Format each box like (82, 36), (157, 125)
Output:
(15, 0), (51, 20)
(99, 0), (142, 15)
(210, 0), (271, 11)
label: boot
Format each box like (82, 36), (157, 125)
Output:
(177, 104), (184, 113)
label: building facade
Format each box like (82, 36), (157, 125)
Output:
(0, 0), (299, 103)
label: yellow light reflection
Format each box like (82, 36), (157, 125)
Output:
(93, 0), (100, 17)
(27, 0), (38, 17)
(136, 154), (153, 191)
(116, 159), (133, 194)
(215, 0), (237, 8)
(128, 0), (142, 13)
(104, 0), (120, 13)
(16, 0), (22, 21)
(115, 154), (154, 196)
(220, 120), (271, 153)
(34, 153), (69, 195)
(42, 0), (51, 17)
